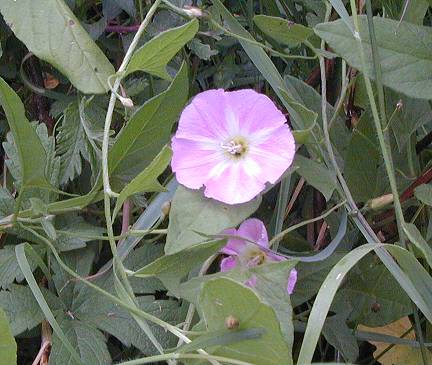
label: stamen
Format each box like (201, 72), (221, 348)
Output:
(221, 140), (245, 155)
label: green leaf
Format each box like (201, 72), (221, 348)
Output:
(126, 19), (199, 79)
(278, 88), (317, 145)
(113, 145), (172, 218)
(56, 102), (90, 185)
(332, 261), (412, 327)
(414, 184), (432, 206)
(344, 110), (380, 202)
(50, 314), (111, 365)
(55, 214), (105, 252)
(188, 38), (219, 60)
(109, 63), (188, 185)
(0, 77), (51, 189)
(0, 284), (61, 336)
(403, 222), (432, 269)
(297, 243), (382, 365)
(0, 245), (36, 289)
(199, 278), (292, 365)
(0, 308), (16, 365)
(133, 240), (225, 294)
(293, 155), (337, 201)
(165, 186), (261, 254)
(314, 16), (432, 99)
(0, 0), (115, 94)
(253, 15), (314, 47)
(323, 313), (359, 363)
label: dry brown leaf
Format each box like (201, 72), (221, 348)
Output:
(359, 317), (432, 365)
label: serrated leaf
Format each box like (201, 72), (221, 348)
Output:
(55, 214), (105, 252)
(126, 19), (198, 79)
(314, 16), (432, 99)
(0, 284), (62, 336)
(0, 246), (38, 289)
(56, 102), (88, 185)
(165, 186), (261, 254)
(0, 308), (16, 365)
(4, 122), (60, 203)
(109, 63), (188, 186)
(254, 15), (314, 47)
(50, 314), (111, 365)
(113, 145), (172, 218)
(0, 77), (51, 189)
(0, 0), (115, 94)
(199, 278), (292, 365)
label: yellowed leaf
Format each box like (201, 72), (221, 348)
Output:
(359, 317), (432, 365)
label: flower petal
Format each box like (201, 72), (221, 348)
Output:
(287, 268), (298, 295)
(225, 89), (287, 136)
(220, 256), (238, 272)
(171, 137), (225, 189)
(175, 89), (230, 142)
(237, 218), (269, 248)
(249, 124), (296, 184)
(203, 162), (265, 205)
(221, 228), (245, 255)
(245, 274), (258, 287)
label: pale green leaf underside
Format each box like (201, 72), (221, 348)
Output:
(0, 0), (114, 94)
(199, 278), (292, 365)
(165, 186), (261, 254)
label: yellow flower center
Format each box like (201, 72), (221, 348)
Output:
(221, 136), (248, 158)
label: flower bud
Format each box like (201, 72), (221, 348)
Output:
(396, 99), (403, 111)
(184, 6), (204, 18)
(119, 96), (134, 108)
(161, 201), (171, 217)
(368, 193), (394, 211)
(225, 315), (239, 330)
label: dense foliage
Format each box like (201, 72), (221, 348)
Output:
(0, 0), (431, 364)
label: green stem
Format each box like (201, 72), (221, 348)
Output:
(117, 353), (253, 365)
(269, 200), (346, 247)
(20, 224), (190, 342)
(209, 18), (316, 60)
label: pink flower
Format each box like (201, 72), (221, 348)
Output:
(220, 218), (297, 294)
(171, 89), (295, 205)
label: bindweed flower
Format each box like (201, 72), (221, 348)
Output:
(220, 218), (297, 294)
(171, 89), (295, 205)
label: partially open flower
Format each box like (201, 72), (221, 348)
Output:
(171, 89), (295, 205)
(220, 218), (297, 294)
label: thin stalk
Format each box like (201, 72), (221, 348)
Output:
(270, 200), (346, 247)
(117, 353), (253, 365)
